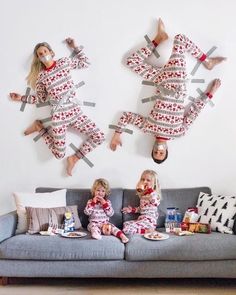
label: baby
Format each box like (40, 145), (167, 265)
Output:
(84, 178), (129, 243)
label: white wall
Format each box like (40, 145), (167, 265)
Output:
(1, 0), (235, 215)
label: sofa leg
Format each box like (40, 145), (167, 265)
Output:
(0, 277), (9, 286)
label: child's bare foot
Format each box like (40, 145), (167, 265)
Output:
(66, 155), (79, 176)
(110, 132), (122, 151)
(203, 57), (226, 70)
(207, 78), (221, 96)
(154, 18), (168, 44)
(120, 233), (129, 244)
(24, 120), (44, 135)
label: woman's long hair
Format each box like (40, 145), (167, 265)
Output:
(26, 42), (54, 89)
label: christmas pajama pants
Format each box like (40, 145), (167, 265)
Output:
(41, 104), (105, 159)
(123, 215), (157, 235)
(88, 221), (124, 239)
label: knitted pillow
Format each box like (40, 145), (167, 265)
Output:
(197, 192), (236, 234)
(25, 205), (82, 234)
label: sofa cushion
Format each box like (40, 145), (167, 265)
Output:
(125, 230), (236, 261)
(0, 233), (124, 260)
(123, 187), (211, 228)
(36, 188), (124, 229)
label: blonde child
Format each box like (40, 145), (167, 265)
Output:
(84, 178), (129, 243)
(122, 170), (161, 234)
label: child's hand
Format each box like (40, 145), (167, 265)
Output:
(96, 196), (106, 205)
(121, 206), (133, 214)
(65, 37), (77, 49)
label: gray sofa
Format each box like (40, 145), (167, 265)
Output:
(1, 186), (236, 283)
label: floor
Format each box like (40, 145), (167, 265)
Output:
(0, 278), (236, 295)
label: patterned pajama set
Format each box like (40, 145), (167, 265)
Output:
(22, 48), (105, 159)
(116, 34), (212, 140)
(84, 199), (124, 239)
(123, 189), (161, 234)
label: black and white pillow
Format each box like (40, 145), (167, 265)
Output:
(197, 192), (236, 234)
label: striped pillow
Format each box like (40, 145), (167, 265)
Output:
(25, 205), (82, 234)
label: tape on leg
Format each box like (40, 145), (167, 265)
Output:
(142, 80), (175, 96)
(142, 95), (159, 103)
(20, 87), (31, 112)
(144, 35), (160, 59)
(69, 143), (94, 168)
(109, 124), (133, 134)
(191, 46), (217, 76)
(33, 126), (52, 142)
(196, 88), (215, 107)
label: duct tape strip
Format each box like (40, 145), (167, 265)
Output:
(188, 96), (196, 103)
(144, 35), (160, 59)
(69, 143), (94, 168)
(196, 88), (214, 107)
(33, 126), (52, 142)
(109, 124), (133, 134)
(75, 81), (85, 88)
(20, 87), (31, 112)
(142, 95), (159, 103)
(70, 45), (84, 58)
(190, 46), (217, 76)
(40, 116), (52, 124)
(81, 101), (96, 107)
(191, 79), (205, 83)
(36, 101), (51, 108)
(142, 80), (175, 96)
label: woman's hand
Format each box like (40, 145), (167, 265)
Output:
(121, 206), (133, 214)
(65, 37), (77, 50)
(9, 92), (22, 101)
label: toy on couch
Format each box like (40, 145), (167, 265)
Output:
(63, 211), (75, 232)
(84, 178), (129, 243)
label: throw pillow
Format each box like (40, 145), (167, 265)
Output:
(25, 205), (82, 234)
(197, 192), (236, 234)
(13, 189), (67, 234)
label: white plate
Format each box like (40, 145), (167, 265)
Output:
(144, 232), (169, 241)
(61, 231), (87, 238)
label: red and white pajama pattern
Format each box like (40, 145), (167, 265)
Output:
(117, 34), (211, 140)
(123, 190), (161, 235)
(84, 199), (124, 239)
(22, 49), (105, 159)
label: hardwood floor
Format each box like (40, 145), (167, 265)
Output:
(0, 278), (236, 295)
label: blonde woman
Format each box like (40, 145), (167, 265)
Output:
(84, 178), (129, 243)
(9, 38), (105, 176)
(122, 170), (161, 234)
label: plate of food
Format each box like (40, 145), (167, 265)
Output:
(144, 231), (169, 241)
(61, 231), (87, 238)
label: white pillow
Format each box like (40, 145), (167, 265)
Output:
(13, 189), (67, 234)
(197, 192), (236, 234)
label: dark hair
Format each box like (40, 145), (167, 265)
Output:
(151, 149), (168, 164)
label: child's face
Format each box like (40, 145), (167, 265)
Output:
(94, 185), (106, 198)
(139, 173), (155, 190)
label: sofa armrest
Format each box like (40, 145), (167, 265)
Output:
(0, 211), (17, 242)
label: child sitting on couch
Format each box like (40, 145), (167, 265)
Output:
(84, 178), (129, 243)
(122, 170), (161, 234)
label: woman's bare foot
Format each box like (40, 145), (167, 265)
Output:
(24, 120), (44, 135)
(154, 18), (168, 44)
(203, 57), (226, 70)
(66, 155), (79, 176)
(207, 78), (221, 96)
(120, 233), (129, 244)
(110, 132), (122, 151)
